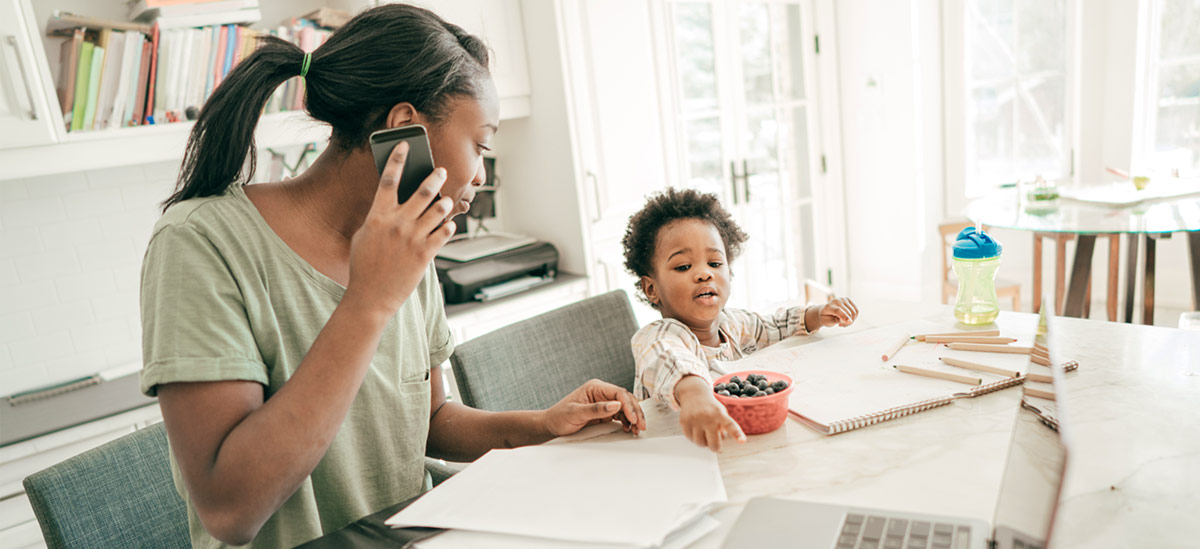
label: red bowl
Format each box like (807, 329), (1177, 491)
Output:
(712, 370), (794, 435)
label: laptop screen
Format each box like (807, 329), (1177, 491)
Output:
(989, 306), (1070, 549)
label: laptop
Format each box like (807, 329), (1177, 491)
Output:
(722, 307), (1070, 549)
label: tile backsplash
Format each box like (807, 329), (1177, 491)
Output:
(0, 161), (180, 396)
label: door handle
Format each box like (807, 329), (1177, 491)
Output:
(729, 160), (742, 204)
(742, 159), (750, 202)
(585, 170), (602, 223)
(5, 35), (39, 121)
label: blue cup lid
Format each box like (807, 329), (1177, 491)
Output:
(953, 227), (1001, 259)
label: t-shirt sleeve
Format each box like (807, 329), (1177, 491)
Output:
(421, 262), (455, 366)
(140, 224), (268, 396)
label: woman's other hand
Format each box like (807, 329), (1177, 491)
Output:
(541, 379), (647, 437)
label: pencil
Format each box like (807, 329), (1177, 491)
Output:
(924, 335), (1018, 344)
(882, 334), (910, 362)
(1031, 345), (1050, 359)
(947, 343), (1034, 354)
(1029, 354), (1051, 366)
(914, 329), (999, 341)
(1023, 386), (1056, 400)
(939, 356), (1020, 378)
(893, 364), (982, 386)
(1025, 372), (1052, 383)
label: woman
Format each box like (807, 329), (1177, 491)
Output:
(140, 5), (645, 547)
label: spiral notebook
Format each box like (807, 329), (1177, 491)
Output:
(741, 317), (1038, 435)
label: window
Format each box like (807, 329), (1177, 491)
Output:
(962, 0), (1071, 195)
(1141, 0), (1200, 176)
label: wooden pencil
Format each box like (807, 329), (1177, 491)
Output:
(1023, 386), (1056, 400)
(1029, 354), (1051, 366)
(939, 356), (1020, 378)
(1031, 346), (1050, 359)
(881, 334), (910, 362)
(893, 364), (982, 386)
(1025, 372), (1053, 383)
(947, 343), (1034, 354)
(924, 335), (1018, 344)
(914, 329), (999, 342)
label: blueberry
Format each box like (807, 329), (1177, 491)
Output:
(729, 376), (741, 385)
(756, 380), (768, 390)
(771, 380), (789, 391)
(743, 385), (758, 396)
(739, 394), (750, 398)
(714, 383), (726, 392)
(765, 387), (775, 395)
(718, 390), (731, 397)
(754, 392), (766, 397)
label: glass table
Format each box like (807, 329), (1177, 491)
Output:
(966, 187), (1200, 324)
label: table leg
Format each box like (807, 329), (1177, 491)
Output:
(1063, 234), (1096, 318)
(1033, 234), (1043, 314)
(1189, 231), (1200, 311)
(1124, 234), (1139, 323)
(1144, 235), (1156, 325)
(1108, 235), (1120, 322)
(1055, 235), (1069, 315)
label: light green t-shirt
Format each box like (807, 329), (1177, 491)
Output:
(139, 184), (454, 548)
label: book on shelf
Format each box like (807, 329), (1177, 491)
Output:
(94, 30), (125, 129)
(69, 41), (93, 131)
(129, 0), (258, 22)
(46, 10), (152, 36)
(56, 29), (83, 123)
(81, 44), (104, 130)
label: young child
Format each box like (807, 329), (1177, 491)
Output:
(622, 188), (859, 452)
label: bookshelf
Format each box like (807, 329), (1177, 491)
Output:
(0, 0), (533, 181)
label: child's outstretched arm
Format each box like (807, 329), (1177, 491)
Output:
(728, 298), (860, 353)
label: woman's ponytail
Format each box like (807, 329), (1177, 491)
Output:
(163, 37), (304, 210)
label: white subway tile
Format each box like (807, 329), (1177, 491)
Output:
(102, 343), (141, 370)
(0, 259), (16, 287)
(0, 228), (41, 258)
(86, 165), (147, 190)
(54, 271), (113, 302)
(113, 264), (141, 294)
(0, 197), (65, 229)
(8, 330), (73, 366)
(70, 319), (129, 354)
(0, 281), (56, 313)
(0, 348), (11, 371)
(142, 160), (182, 182)
(0, 366), (48, 397)
(75, 238), (138, 272)
(30, 301), (94, 335)
(0, 312), (35, 345)
(121, 181), (172, 215)
(61, 189), (126, 220)
(13, 250), (80, 282)
(39, 218), (106, 249)
(41, 351), (102, 382)
(25, 171), (88, 199)
(0, 181), (28, 203)
(90, 290), (138, 322)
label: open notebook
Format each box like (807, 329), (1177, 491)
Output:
(735, 317), (1038, 435)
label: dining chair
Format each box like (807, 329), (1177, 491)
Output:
(23, 421), (190, 549)
(939, 221), (1022, 311)
(1032, 232), (1121, 321)
(449, 289), (639, 412)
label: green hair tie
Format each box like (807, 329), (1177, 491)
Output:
(299, 52), (312, 79)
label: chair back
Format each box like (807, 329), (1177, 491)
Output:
(23, 421), (190, 549)
(450, 290), (639, 411)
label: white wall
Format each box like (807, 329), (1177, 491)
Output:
(0, 162), (175, 395)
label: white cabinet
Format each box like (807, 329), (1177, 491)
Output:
(0, 0), (57, 149)
(391, 0), (532, 118)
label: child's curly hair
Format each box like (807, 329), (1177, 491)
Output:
(621, 188), (748, 308)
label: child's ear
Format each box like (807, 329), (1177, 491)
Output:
(640, 276), (660, 306)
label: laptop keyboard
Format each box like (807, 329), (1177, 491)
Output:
(834, 513), (971, 549)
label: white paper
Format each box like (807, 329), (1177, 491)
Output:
(733, 318), (1036, 430)
(387, 436), (726, 548)
(415, 516), (721, 549)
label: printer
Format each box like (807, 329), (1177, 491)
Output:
(435, 239), (559, 304)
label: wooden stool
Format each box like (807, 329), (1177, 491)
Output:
(1032, 232), (1120, 320)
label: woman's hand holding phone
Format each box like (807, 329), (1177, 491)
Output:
(344, 141), (457, 319)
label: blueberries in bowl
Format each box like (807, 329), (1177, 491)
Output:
(715, 373), (787, 398)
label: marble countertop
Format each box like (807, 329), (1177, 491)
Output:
(563, 300), (1200, 548)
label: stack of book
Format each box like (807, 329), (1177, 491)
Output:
(48, 3), (333, 133)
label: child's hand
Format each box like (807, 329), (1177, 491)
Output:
(818, 297), (859, 327)
(674, 376), (746, 452)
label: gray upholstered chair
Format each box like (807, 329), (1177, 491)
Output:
(450, 289), (639, 411)
(23, 421), (190, 549)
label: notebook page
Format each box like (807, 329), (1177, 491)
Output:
(735, 317), (1036, 432)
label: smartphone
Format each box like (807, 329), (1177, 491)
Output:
(369, 124), (437, 205)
